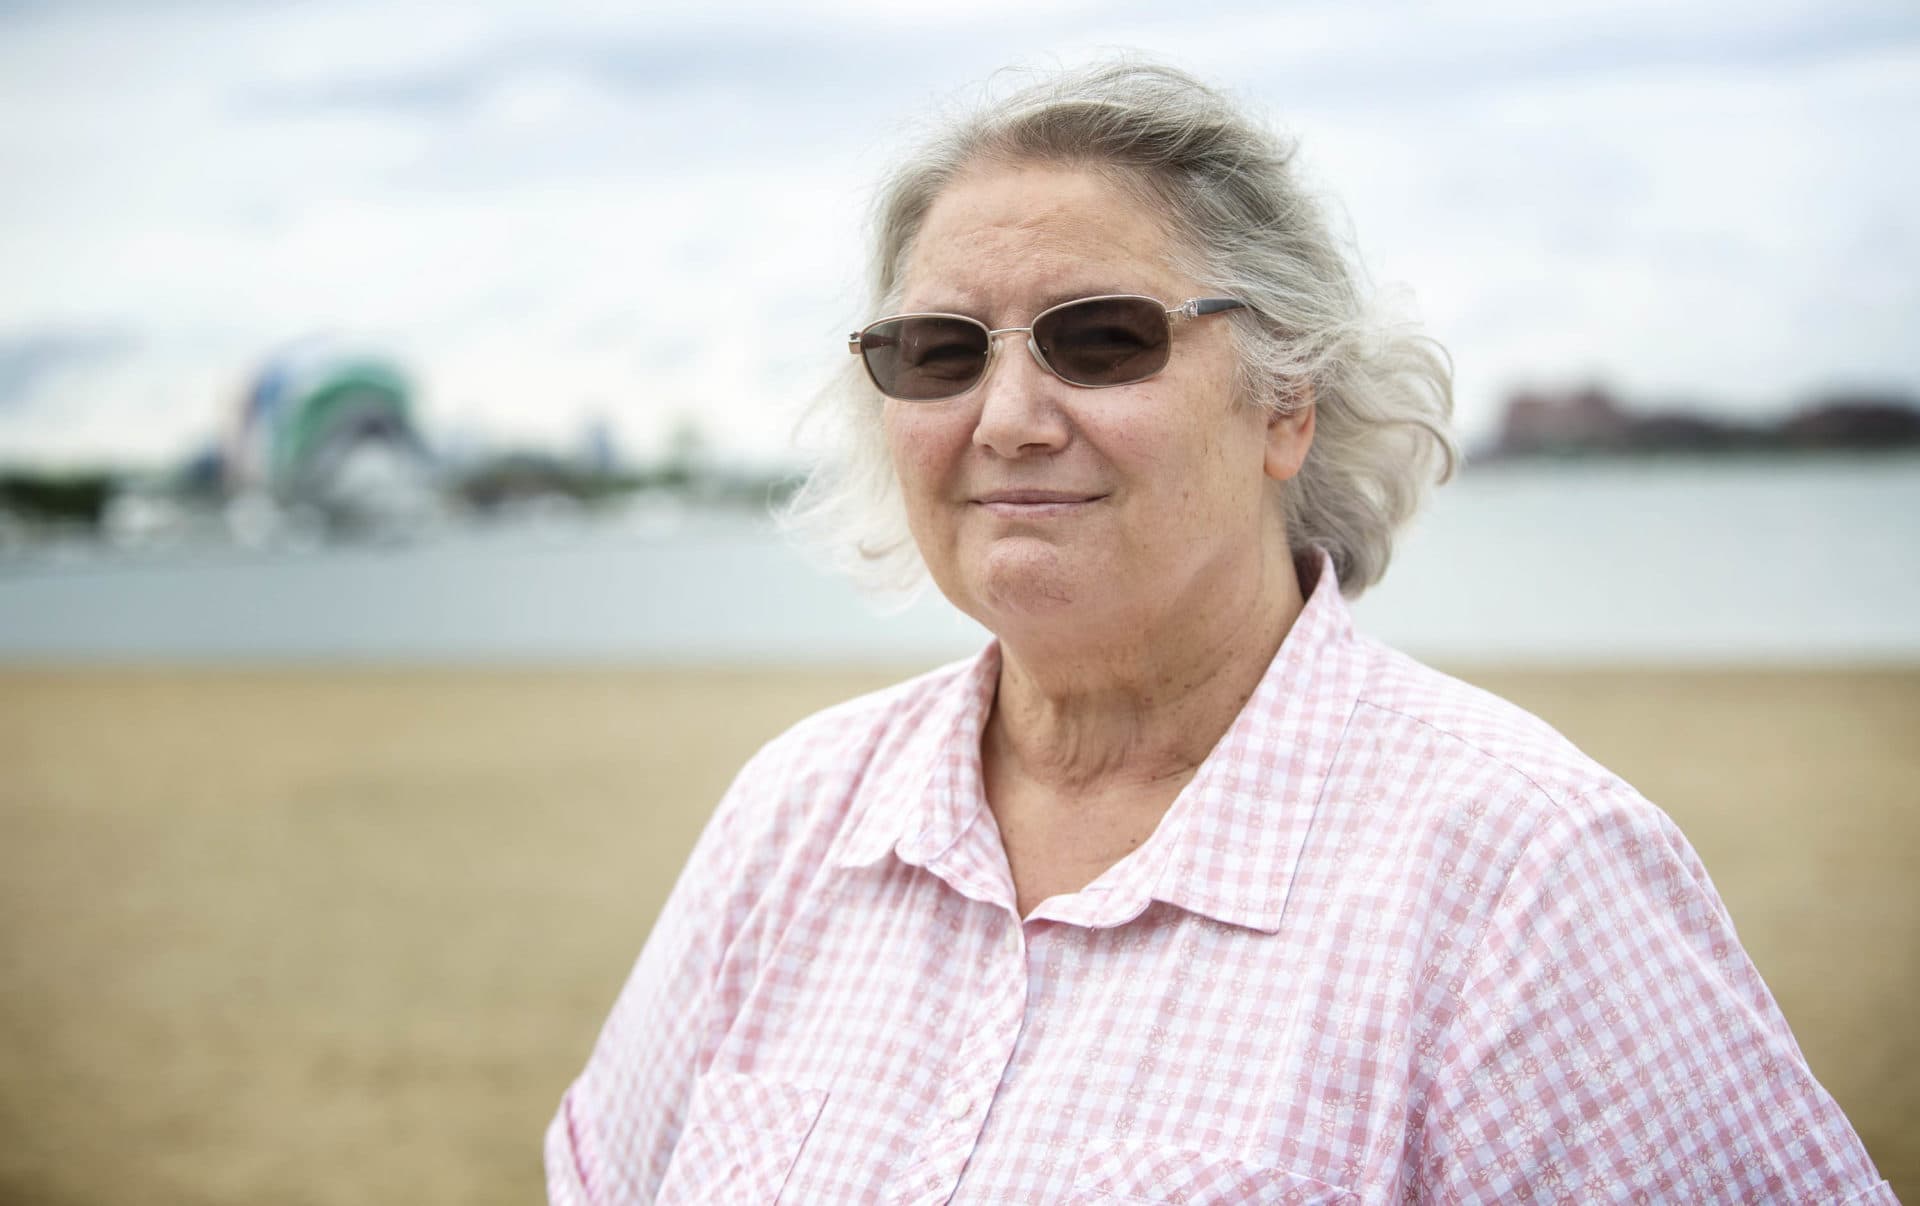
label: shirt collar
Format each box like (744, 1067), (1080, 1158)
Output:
(828, 643), (999, 874)
(830, 549), (1369, 934)
(1128, 548), (1367, 932)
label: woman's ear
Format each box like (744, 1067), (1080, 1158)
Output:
(1263, 384), (1315, 483)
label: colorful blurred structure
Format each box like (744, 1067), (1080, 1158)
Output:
(224, 340), (440, 537)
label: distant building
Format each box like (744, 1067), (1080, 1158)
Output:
(1495, 386), (1630, 455)
(1486, 385), (1920, 459)
(1780, 394), (1920, 449)
(578, 416), (621, 476)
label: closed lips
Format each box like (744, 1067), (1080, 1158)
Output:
(973, 490), (1106, 504)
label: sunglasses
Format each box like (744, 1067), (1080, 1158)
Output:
(848, 294), (1247, 402)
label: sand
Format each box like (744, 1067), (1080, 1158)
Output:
(1, 665), (1914, 1204)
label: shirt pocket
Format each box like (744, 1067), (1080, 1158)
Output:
(655, 1071), (829, 1205)
(1069, 1140), (1360, 1205)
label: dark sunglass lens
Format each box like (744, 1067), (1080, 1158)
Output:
(860, 316), (989, 400)
(1033, 297), (1170, 386)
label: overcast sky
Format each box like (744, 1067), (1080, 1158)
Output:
(1, 0), (1916, 469)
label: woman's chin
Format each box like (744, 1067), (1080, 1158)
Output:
(956, 542), (1116, 634)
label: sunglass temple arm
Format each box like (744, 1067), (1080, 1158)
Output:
(1177, 298), (1247, 318)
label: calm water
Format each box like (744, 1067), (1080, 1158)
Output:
(3, 457), (1917, 665)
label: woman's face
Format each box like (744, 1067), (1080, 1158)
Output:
(885, 163), (1310, 646)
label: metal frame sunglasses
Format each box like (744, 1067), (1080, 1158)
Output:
(848, 294), (1247, 402)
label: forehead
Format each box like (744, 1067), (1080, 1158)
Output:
(898, 164), (1190, 314)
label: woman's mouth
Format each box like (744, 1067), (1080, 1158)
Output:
(971, 490), (1107, 517)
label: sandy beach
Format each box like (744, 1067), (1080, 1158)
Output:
(2, 664), (1914, 1204)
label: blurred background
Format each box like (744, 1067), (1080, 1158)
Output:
(2, 1), (1915, 1202)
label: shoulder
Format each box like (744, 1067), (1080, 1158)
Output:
(1332, 638), (1745, 978)
(1345, 635), (1626, 817)
(1310, 635), (1708, 911)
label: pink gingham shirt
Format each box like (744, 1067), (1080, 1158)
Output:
(547, 552), (1892, 1204)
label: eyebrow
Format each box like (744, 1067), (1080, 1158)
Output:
(1036, 286), (1140, 313)
(902, 286), (1155, 322)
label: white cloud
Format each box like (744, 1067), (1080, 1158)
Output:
(0, 0), (1915, 466)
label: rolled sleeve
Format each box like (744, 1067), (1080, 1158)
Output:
(544, 1090), (595, 1205)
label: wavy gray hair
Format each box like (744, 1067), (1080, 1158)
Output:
(781, 59), (1457, 600)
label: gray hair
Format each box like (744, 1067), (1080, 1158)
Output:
(781, 59), (1457, 600)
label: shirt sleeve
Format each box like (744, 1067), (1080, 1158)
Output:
(544, 745), (781, 1206)
(1416, 784), (1894, 1204)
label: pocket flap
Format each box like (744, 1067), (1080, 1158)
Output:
(656, 1072), (829, 1204)
(1072, 1140), (1359, 1204)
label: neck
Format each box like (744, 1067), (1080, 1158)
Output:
(985, 535), (1307, 794)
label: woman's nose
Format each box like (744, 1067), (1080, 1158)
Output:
(971, 331), (1072, 457)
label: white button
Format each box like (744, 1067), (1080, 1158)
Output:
(944, 1091), (970, 1120)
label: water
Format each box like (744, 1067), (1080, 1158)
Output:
(2, 457), (1916, 665)
(1351, 456), (1920, 662)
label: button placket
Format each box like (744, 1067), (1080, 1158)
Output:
(912, 919), (1027, 1203)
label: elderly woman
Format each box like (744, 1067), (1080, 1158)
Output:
(547, 63), (1890, 1204)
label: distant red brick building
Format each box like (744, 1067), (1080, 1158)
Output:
(1496, 386), (1630, 454)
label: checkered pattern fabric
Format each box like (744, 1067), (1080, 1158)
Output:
(547, 552), (1892, 1204)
